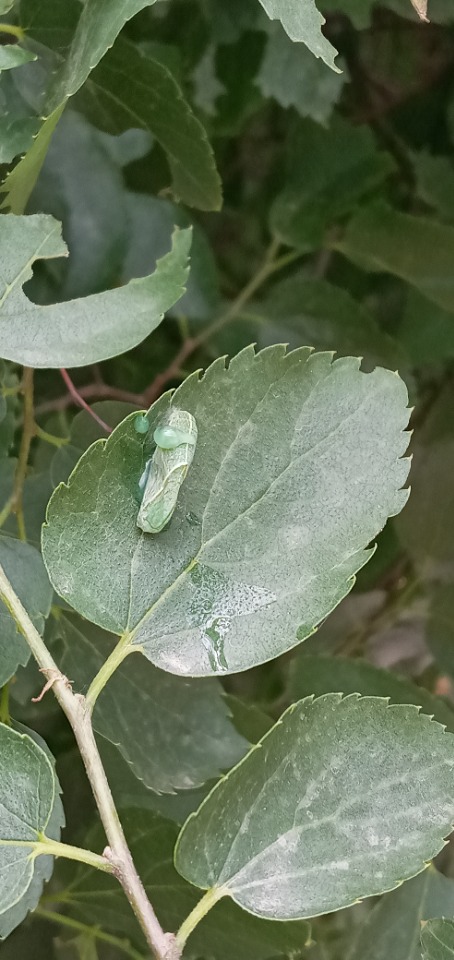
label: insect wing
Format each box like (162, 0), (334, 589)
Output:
(137, 437), (195, 534)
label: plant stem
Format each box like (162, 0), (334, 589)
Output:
(85, 634), (137, 713)
(175, 888), (226, 952)
(36, 908), (147, 960)
(0, 682), (10, 724)
(12, 366), (35, 539)
(0, 564), (174, 960)
(59, 368), (113, 433)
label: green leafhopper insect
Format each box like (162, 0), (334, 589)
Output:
(136, 409), (197, 534)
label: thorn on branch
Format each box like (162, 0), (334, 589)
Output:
(31, 667), (73, 703)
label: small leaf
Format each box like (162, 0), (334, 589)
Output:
(0, 724), (63, 938)
(270, 117), (394, 252)
(63, 808), (310, 960)
(121, 194), (220, 320)
(1, 105), (65, 214)
(350, 868), (454, 960)
(77, 39), (222, 211)
(0, 47), (36, 72)
(0, 215), (191, 367)
(0, 115), (40, 165)
(0, 537), (52, 687)
(42, 347), (410, 677)
(175, 695), (454, 920)
(257, 0), (340, 71)
(256, 22), (343, 124)
(422, 920), (454, 960)
(99, 738), (211, 824)
(337, 203), (454, 315)
(54, 615), (248, 794)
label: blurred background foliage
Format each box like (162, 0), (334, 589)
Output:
(2, 0), (454, 957)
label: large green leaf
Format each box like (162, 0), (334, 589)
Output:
(0, 537), (52, 687)
(42, 348), (410, 677)
(337, 203), (454, 315)
(0, 215), (191, 367)
(175, 695), (454, 920)
(0, 724), (62, 939)
(77, 39), (222, 210)
(422, 920), (454, 960)
(257, 0), (340, 70)
(54, 615), (248, 794)
(289, 654), (454, 731)
(270, 117), (394, 252)
(349, 868), (454, 960)
(61, 809), (310, 959)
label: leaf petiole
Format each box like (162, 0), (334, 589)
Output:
(175, 887), (227, 951)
